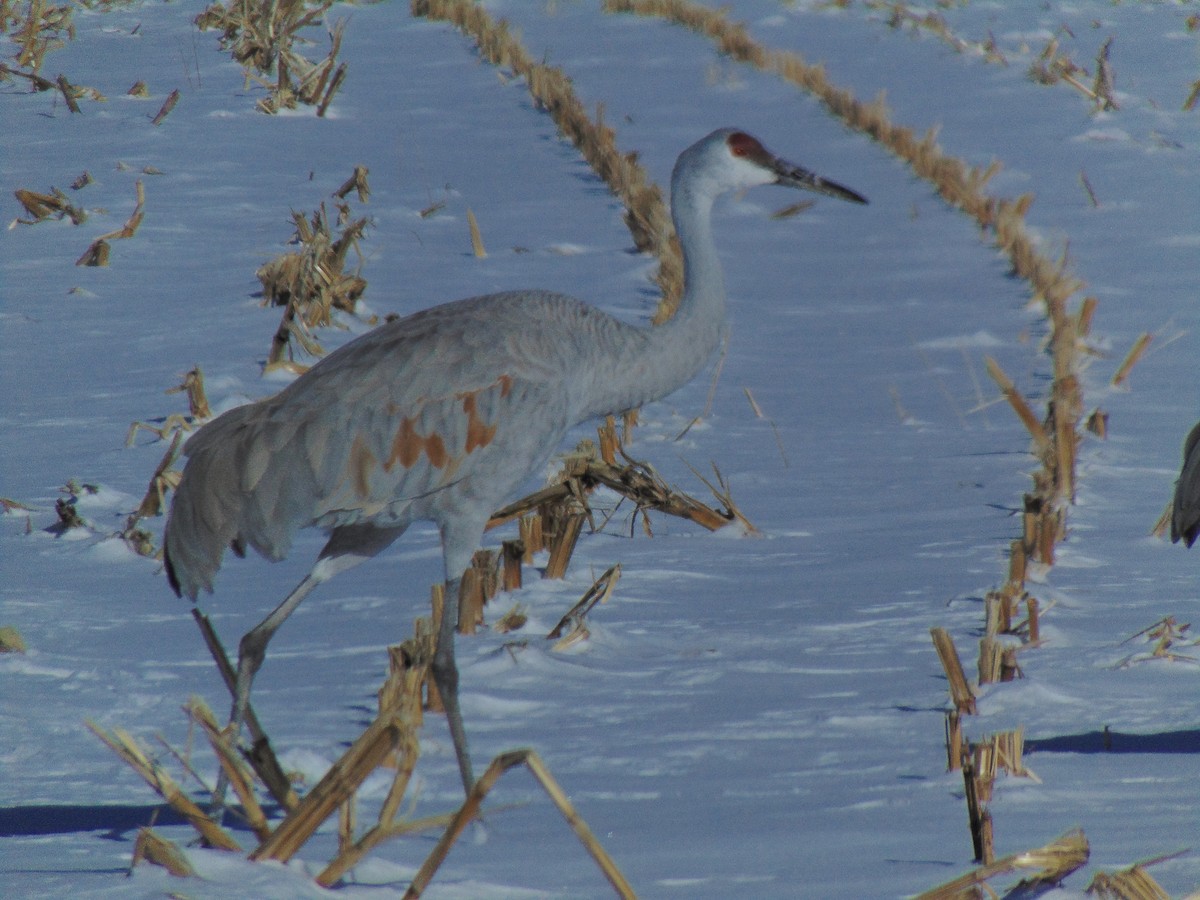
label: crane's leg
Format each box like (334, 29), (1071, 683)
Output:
(230, 571), (324, 736)
(213, 526), (407, 813)
(229, 526), (407, 733)
(433, 574), (476, 797)
(203, 570), (326, 815)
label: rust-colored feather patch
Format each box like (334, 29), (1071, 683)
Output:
(349, 434), (377, 499)
(460, 391), (498, 454)
(386, 418), (450, 472)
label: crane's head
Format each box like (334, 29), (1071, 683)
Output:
(677, 127), (868, 206)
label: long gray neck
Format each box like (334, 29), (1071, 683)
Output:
(576, 174), (726, 418)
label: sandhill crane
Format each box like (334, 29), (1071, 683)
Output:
(1171, 421), (1200, 546)
(163, 127), (867, 800)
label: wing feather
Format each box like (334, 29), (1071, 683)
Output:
(164, 291), (584, 598)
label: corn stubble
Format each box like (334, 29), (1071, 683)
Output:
(195, 0), (348, 115)
(596, 0), (1176, 879)
(93, 617), (631, 895)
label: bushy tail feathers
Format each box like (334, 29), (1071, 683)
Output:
(163, 405), (262, 600)
(163, 398), (325, 598)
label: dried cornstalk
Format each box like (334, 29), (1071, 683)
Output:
(196, 0), (347, 114)
(1026, 596), (1041, 644)
(1186, 78), (1200, 112)
(0, 625), (27, 653)
(961, 747), (994, 862)
(13, 186), (86, 224)
(985, 356), (1051, 457)
(1088, 859), (1176, 899)
(457, 568), (484, 634)
(191, 610), (298, 809)
(518, 513), (544, 559)
(488, 447), (743, 538)
(915, 829), (1089, 899)
(977, 636), (1005, 685)
(76, 180), (146, 266)
(86, 720), (242, 851)
(984, 587), (1016, 637)
(150, 88), (179, 125)
(991, 727), (1038, 781)
(597, 416), (619, 465)
(466, 208), (487, 258)
(403, 747), (634, 899)
(930, 627), (976, 714)
(317, 639), (428, 885)
(501, 539), (524, 590)
(166, 367), (212, 419)
(333, 165), (370, 202)
(681, 459), (757, 533)
(426, 586), (445, 712)
(493, 603), (527, 634)
(1111, 333), (1152, 387)
(126, 412), (195, 446)
(258, 195), (369, 360)
(315, 61), (346, 117)
(75, 238), (110, 266)
(547, 563), (620, 649)
(129, 431), (182, 521)
(251, 713), (407, 862)
(186, 698), (271, 842)
(131, 828), (195, 877)
(1008, 538), (1027, 587)
(8, 0), (75, 74)
(543, 510), (586, 580)
(1092, 38), (1118, 112)
(1076, 295), (1098, 336)
(944, 710), (963, 772)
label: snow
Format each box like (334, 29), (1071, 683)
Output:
(2, 0), (1199, 897)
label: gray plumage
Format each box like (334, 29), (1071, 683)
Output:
(1171, 420), (1200, 547)
(163, 128), (867, 801)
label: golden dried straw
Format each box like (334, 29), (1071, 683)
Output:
(547, 563), (621, 648)
(930, 627), (976, 714)
(403, 748), (634, 899)
(86, 720), (242, 851)
(985, 356), (1052, 457)
(1111, 333), (1153, 387)
(916, 828), (1089, 899)
(466, 208), (487, 258)
(190, 610), (298, 808)
(252, 713), (408, 862)
(76, 180), (146, 267)
(131, 828), (196, 877)
(0, 625), (27, 654)
(196, 0), (348, 115)
(1088, 857), (1179, 900)
(151, 88), (179, 125)
(186, 698), (272, 842)
(316, 640), (430, 885)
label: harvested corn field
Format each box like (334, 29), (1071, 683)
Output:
(2, 1), (1199, 896)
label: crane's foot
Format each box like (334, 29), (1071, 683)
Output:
(207, 769), (233, 821)
(205, 635), (264, 819)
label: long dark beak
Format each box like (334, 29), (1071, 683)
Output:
(773, 157), (868, 205)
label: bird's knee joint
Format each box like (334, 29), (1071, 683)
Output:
(238, 632), (267, 673)
(431, 653), (458, 688)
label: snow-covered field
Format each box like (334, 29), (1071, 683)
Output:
(2, 1), (1199, 896)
